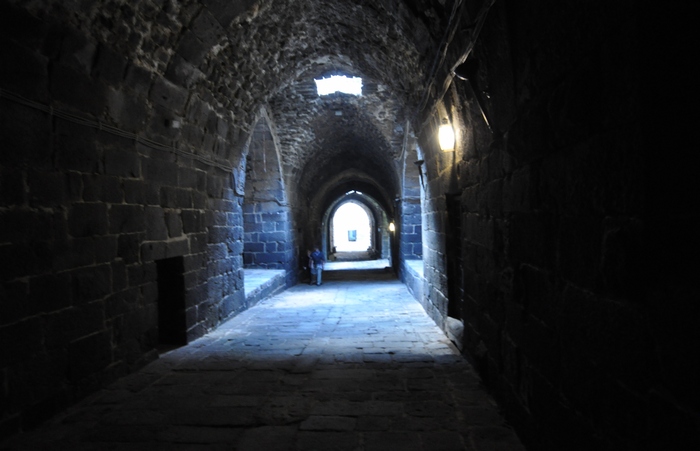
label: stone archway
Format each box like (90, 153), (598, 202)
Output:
(242, 113), (295, 284)
(322, 192), (390, 262)
(331, 199), (375, 254)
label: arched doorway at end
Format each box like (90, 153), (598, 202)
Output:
(331, 199), (374, 255)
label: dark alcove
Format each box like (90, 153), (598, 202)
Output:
(156, 257), (187, 347)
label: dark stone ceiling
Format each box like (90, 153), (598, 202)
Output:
(14, 0), (460, 202)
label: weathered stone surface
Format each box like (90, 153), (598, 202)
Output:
(149, 78), (188, 113)
(81, 174), (121, 203)
(68, 203), (108, 237)
(103, 147), (140, 178)
(144, 206), (168, 241)
(0, 40), (49, 102)
(0, 278), (519, 448)
(109, 205), (145, 234)
(93, 43), (127, 85)
(71, 264), (112, 304)
(51, 63), (107, 116)
(0, 1), (682, 450)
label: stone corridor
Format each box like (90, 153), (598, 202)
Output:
(2, 1), (694, 449)
(1, 271), (524, 450)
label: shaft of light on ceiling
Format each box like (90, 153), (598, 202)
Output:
(315, 75), (363, 96)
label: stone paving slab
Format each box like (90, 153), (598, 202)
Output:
(1, 275), (526, 450)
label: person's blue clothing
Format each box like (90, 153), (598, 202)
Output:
(310, 250), (325, 285)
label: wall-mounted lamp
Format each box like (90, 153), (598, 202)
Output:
(438, 118), (455, 152)
(389, 222), (395, 232)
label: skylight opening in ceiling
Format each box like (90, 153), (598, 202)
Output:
(315, 75), (363, 96)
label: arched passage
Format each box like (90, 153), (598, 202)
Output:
(242, 113), (296, 285)
(331, 200), (374, 253)
(0, 2), (661, 451)
(322, 190), (391, 262)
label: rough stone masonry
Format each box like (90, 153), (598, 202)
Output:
(1, 1), (697, 450)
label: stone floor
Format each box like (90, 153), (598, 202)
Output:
(1, 272), (526, 451)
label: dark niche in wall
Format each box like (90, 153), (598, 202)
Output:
(156, 256), (187, 347)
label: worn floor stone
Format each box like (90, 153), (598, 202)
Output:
(1, 274), (526, 450)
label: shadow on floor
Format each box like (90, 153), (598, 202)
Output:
(1, 276), (526, 451)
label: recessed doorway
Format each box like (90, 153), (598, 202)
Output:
(156, 256), (187, 350)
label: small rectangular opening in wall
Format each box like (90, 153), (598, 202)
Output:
(156, 256), (187, 350)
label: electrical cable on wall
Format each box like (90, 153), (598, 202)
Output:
(0, 87), (234, 173)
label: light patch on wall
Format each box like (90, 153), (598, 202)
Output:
(315, 75), (362, 96)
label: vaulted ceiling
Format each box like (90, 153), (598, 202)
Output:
(18, 0), (464, 205)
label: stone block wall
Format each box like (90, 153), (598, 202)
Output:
(399, 260), (424, 307)
(242, 120), (296, 285)
(400, 198), (422, 259)
(416, 2), (696, 450)
(417, 164), (449, 330)
(243, 201), (292, 268)
(398, 143), (423, 263)
(0, 4), (247, 438)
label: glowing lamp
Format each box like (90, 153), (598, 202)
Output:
(389, 222), (395, 232)
(438, 118), (455, 151)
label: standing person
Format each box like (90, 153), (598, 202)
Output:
(310, 247), (325, 286)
